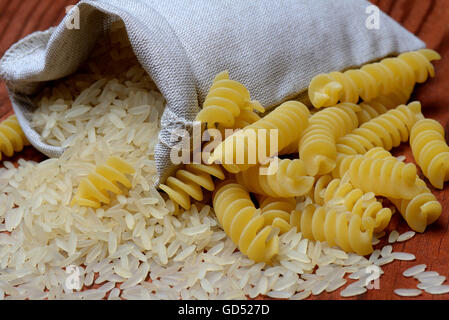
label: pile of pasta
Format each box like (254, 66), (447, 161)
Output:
(160, 48), (447, 263)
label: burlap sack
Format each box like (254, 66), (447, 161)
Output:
(0, 0), (425, 185)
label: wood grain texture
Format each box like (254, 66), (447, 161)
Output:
(0, 0), (448, 300)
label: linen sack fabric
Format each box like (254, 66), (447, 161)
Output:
(0, 0), (425, 185)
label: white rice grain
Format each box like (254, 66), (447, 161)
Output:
(340, 285), (367, 298)
(403, 264), (427, 277)
(388, 230), (400, 243)
(394, 289), (422, 297)
(311, 280), (329, 295)
(425, 285), (449, 295)
(380, 245), (392, 257)
(267, 290), (292, 299)
(397, 231), (416, 242)
(326, 278), (347, 293)
(414, 271), (440, 281)
(392, 252), (416, 261)
(291, 290), (311, 300)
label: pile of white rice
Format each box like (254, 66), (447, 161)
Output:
(0, 21), (429, 300)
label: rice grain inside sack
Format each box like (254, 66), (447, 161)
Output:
(0, 0), (424, 185)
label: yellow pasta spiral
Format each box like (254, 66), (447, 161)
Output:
(71, 156), (135, 208)
(410, 119), (449, 189)
(389, 182), (442, 233)
(308, 175), (332, 206)
(0, 115), (30, 161)
(235, 158), (314, 198)
(364, 147), (442, 232)
(280, 91), (411, 157)
(159, 162), (225, 210)
(299, 103), (360, 176)
(202, 109), (261, 156)
(338, 153), (424, 199)
(195, 70), (264, 129)
(290, 204), (374, 255)
(213, 181), (279, 263)
(357, 88), (412, 125)
(209, 101), (310, 173)
(336, 101), (423, 156)
(232, 109), (262, 129)
(259, 197), (296, 234)
(164, 73), (261, 212)
(314, 176), (392, 233)
(308, 49), (441, 108)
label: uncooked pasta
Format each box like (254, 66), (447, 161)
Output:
(308, 49), (440, 108)
(0, 115), (29, 161)
(336, 101), (423, 156)
(212, 181), (279, 263)
(195, 70), (264, 129)
(291, 204), (374, 255)
(337, 154), (424, 200)
(364, 147), (442, 232)
(259, 197), (296, 234)
(159, 162), (225, 210)
(310, 175), (392, 233)
(235, 158), (314, 198)
(299, 103), (360, 176)
(209, 101), (310, 173)
(71, 156), (135, 208)
(410, 118), (449, 189)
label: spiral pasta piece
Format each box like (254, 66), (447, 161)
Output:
(282, 90), (412, 156)
(235, 158), (314, 198)
(389, 182), (442, 233)
(307, 175), (333, 206)
(0, 115), (30, 161)
(209, 101), (310, 173)
(311, 175), (392, 233)
(195, 70), (264, 129)
(202, 109), (262, 156)
(213, 181), (279, 263)
(336, 101), (423, 156)
(299, 103), (360, 176)
(308, 49), (441, 108)
(159, 161), (225, 210)
(364, 147), (442, 232)
(71, 156), (135, 208)
(259, 197), (296, 234)
(164, 72), (261, 212)
(410, 119), (449, 189)
(337, 153), (424, 199)
(290, 204), (374, 255)
(232, 109), (262, 129)
(357, 88), (412, 124)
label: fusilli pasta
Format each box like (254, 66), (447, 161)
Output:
(410, 119), (449, 189)
(209, 101), (310, 173)
(336, 101), (423, 156)
(311, 175), (392, 233)
(195, 70), (264, 129)
(259, 197), (296, 234)
(308, 49), (441, 108)
(365, 147), (442, 232)
(213, 181), (279, 263)
(337, 153), (424, 199)
(290, 204), (374, 255)
(71, 156), (135, 208)
(357, 88), (412, 124)
(159, 161), (225, 210)
(235, 158), (314, 198)
(299, 103), (360, 176)
(0, 115), (29, 161)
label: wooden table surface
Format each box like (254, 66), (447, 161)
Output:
(0, 0), (448, 300)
